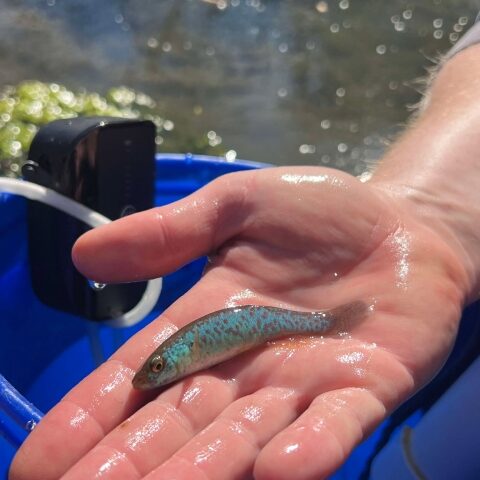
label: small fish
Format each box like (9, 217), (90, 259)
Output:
(132, 301), (368, 390)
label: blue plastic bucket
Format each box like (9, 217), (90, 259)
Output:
(1, 153), (479, 478)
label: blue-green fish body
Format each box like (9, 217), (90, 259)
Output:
(132, 301), (367, 390)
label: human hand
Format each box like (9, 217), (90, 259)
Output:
(10, 166), (469, 479)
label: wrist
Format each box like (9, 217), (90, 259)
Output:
(369, 118), (480, 302)
(369, 45), (480, 302)
(371, 178), (478, 303)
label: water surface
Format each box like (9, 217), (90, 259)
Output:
(0, 0), (477, 172)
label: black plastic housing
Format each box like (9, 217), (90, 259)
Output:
(24, 117), (155, 321)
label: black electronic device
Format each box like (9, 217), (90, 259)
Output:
(23, 117), (155, 321)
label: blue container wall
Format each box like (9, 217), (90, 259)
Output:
(1, 154), (479, 478)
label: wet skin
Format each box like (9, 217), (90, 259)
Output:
(9, 166), (468, 480)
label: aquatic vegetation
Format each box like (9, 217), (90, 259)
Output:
(0, 81), (225, 177)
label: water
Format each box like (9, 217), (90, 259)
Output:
(0, 0), (477, 173)
(85, 320), (105, 367)
(88, 279), (107, 291)
(24, 420), (36, 432)
(86, 279), (107, 365)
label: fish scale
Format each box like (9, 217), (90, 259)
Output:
(133, 301), (368, 390)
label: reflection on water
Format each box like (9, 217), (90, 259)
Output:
(0, 0), (477, 173)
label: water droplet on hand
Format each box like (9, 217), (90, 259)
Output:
(25, 420), (37, 432)
(88, 280), (107, 291)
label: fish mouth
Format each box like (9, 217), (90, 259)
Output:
(132, 369), (151, 390)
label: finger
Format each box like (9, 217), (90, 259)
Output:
(75, 318), (406, 479)
(253, 388), (386, 480)
(142, 386), (301, 480)
(9, 317), (177, 480)
(72, 171), (253, 283)
(9, 277), (252, 480)
(51, 335), (370, 479)
(60, 374), (239, 479)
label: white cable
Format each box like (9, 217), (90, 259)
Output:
(0, 177), (162, 328)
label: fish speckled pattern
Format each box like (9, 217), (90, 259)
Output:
(133, 301), (367, 390)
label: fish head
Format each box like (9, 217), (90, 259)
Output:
(132, 350), (179, 390)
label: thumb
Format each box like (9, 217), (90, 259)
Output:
(71, 171), (252, 283)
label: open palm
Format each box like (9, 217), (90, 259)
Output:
(10, 166), (468, 480)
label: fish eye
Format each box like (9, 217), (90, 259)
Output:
(149, 355), (164, 373)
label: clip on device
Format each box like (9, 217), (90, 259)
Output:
(23, 117), (155, 321)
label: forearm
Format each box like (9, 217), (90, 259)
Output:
(371, 44), (480, 301)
